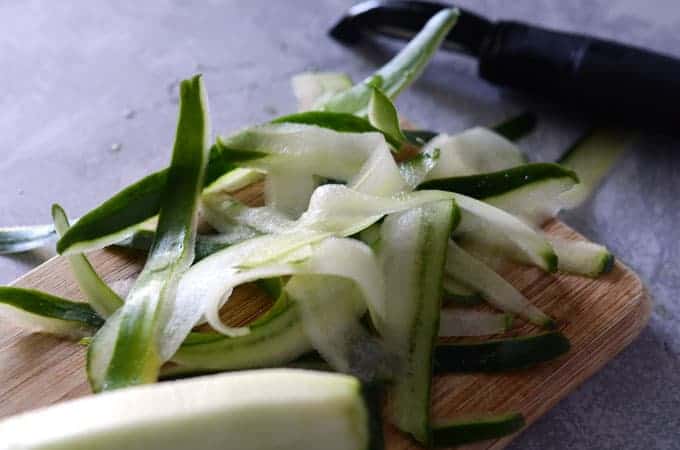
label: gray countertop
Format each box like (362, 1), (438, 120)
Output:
(1, 1), (678, 448)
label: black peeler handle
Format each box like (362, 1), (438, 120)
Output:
(479, 21), (680, 129)
(331, 0), (680, 132)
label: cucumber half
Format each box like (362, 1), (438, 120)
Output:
(0, 369), (379, 450)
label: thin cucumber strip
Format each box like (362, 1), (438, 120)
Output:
(57, 169), (169, 255)
(558, 127), (632, 209)
(88, 75), (211, 392)
(286, 275), (393, 381)
(321, 9), (459, 115)
(0, 369), (376, 450)
(380, 201), (455, 444)
(453, 193), (557, 272)
(114, 229), (260, 262)
(171, 303), (312, 372)
(291, 71), (353, 111)
(423, 127), (526, 180)
(52, 204), (123, 317)
(0, 287), (103, 338)
(432, 412), (525, 446)
(420, 163), (579, 227)
(216, 123), (407, 200)
(549, 237), (614, 277)
(434, 332), (570, 372)
(445, 240), (554, 328)
(57, 114), (397, 255)
(442, 277), (483, 306)
(174, 235), (385, 338)
(202, 167), (264, 195)
(203, 184), (458, 239)
(0, 224), (55, 254)
(438, 309), (513, 337)
(418, 163), (577, 199)
(367, 87), (406, 146)
(272, 111), (401, 148)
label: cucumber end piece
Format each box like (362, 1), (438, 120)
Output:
(599, 252), (616, 275)
(540, 317), (557, 330)
(544, 250), (559, 273)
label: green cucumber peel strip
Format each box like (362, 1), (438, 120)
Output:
(88, 74), (210, 392)
(439, 309), (513, 337)
(320, 9), (459, 115)
(52, 204), (123, 317)
(367, 86), (407, 146)
(418, 163), (578, 199)
(380, 200), (455, 445)
(434, 332), (570, 373)
(0, 224), (55, 254)
(558, 127), (633, 209)
(272, 111), (402, 148)
(0, 287), (103, 338)
(432, 412), (525, 446)
(445, 240), (554, 328)
(0, 369), (377, 450)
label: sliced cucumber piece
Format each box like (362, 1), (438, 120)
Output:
(52, 204), (123, 317)
(272, 111), (401, 149)
(368, 86), (406, 146)
(291, 71), (353, 111)
(442, 277), (483, 306)
(438, 309), (513, 337)
(88, 75), (211, 392)
(380, 200), (455, 444)
(423, 127), (526, 180)
(286, 275), (392, 381)
(558, 127), (632, 209)
(171, 303), (311, 372)
(0, 223), (55, 254)
(549, 237), (614, 277)
(0, 369), (376, 450)
(445, 241), (554, 328)
(434, 332), (570, 373)
(321, 9), (458, 115)
(0, 287), (103, 338)
(453, 194), (557, 273)
(432, 412), (525, 446)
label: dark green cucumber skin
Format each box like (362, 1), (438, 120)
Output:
(418, 163), (578, 198)
(273, 111), (401, 148)
(432, 413), (525, 447)
(116, 230), (238, 262)
(434, 332), (570, 373)
(0, 287), (104, 328)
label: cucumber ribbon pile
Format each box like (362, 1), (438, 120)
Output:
(0, 9), (632, 450)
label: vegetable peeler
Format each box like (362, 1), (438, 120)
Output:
(330, 0), (680, 132)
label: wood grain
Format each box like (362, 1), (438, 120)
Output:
(0, 220), (650, 449)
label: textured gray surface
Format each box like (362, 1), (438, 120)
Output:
(0, 0), (679, 448)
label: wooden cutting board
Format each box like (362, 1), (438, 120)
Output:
(0, 218), (650, 449)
